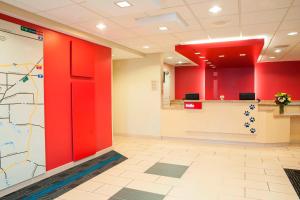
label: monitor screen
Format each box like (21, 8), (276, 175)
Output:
(185, 93), (200, 100)
(239, 93), (255, 100)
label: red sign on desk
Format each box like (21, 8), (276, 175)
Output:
(184, 102), (202, 109)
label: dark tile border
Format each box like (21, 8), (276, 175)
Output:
(284, 168), (300, 198)
(1, 151), (127, 200)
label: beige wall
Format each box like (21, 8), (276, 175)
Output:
(113, 54), (162, 136)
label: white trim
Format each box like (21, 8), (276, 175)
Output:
(0, 147), (112, 198)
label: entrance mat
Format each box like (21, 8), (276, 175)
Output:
(1, 151), (127, 200)
(284, 168), (300, 198)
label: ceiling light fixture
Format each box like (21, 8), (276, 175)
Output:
(96, 23), (107, 30)
(269, 56), (276, 59)
(204, 59), (209, 61)
(207, 62), (212, 64)
(287, 32), (298, 36)
(195, 52), (201, 55)
(219, 55), (225, 58)
(209, 5), (222, 14)
(182, 35), (267, 45)
(178, 61), (183, 64)
(240, 53), (246, 56)
(143, 45), (150, 49)
(274, 49), (282, 53)
(159, 26), (168, 31)
(115, 1), (132, 8)
(199, 56), (205, 59)
(167, 56), (173, 59)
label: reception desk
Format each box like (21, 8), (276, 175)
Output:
(161, 100), (300, 144)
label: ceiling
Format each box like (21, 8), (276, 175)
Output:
(176, 39), (264, 68)
(1, 0), (300, 64)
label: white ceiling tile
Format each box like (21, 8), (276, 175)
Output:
(269, 30), (300, 48)
(282, 44), (300, 61)
(294, 0), (300, 6)
(279, 19), (300, 31)
(12, 0), (74, 12)
(285, 6), (300, 20)
(199, 15), (239, 29)
(1, 0), (42, 12)
(143, 34), (180, 46)
(241, 23), (279, 36)
(41, 4), (99, 24)
(172, 30), (209, 42)
(184, 0), (213, 5)
(81, 0), (161, 17)
(109, 13), (147, 28)
(190, 0), (239, 19)
(241, 0), (293, 13)
(160, 0), (185, 8)
(241, 9), (288, 25)
(73, 17), (122, 31)
(207, 27), (240, 39)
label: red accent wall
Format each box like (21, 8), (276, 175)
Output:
(175, 66), (205, 100)
(255, 61), (300, 100)
(0, 14), (112, 170)
(205, 67), (254, 100)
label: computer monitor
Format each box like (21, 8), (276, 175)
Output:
(185, 93), (200, 100)
(239, 93), (255, 100)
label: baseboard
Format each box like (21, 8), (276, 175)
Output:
(0, 146), (112, 198)
(114, 133), (162, 139)
(161, 136), (289, 147)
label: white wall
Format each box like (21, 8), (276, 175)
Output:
(113, 54), (162, 136)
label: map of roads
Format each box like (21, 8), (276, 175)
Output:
(0, 19), (45, 190)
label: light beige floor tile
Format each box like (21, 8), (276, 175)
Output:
(268, 182), (297, 194)
(75, 181), (105, 192)
(91, 174), (132, 187)
(120, 170), (159, 182)
(246, 188), (299, 200)
(59, 189), (110, 200)
(93, 184), (122, 196)
(155, 176), (180, 186)
(126, 180), (172, 195)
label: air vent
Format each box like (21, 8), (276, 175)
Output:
(136, 12), (188, 27)
(273, 45), (290, 49)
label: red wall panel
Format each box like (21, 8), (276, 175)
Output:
(0, 13), (112, 170)
(72, 81), (96, 161)
(71, 38), (95, 78)
(205, 67), (254, 100)
(255, 61), (300, 100)
(95, 46), (112, 151)
(175, 66), (205, 100)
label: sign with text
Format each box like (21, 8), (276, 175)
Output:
(184, 102), (202, 109)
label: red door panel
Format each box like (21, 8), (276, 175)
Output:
(71, 39), (95, 78)
(72, 80), (96, 161)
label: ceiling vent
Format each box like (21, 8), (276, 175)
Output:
(135, 12), (188, 27)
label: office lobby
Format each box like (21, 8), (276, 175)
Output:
(0, 0), (300, 199)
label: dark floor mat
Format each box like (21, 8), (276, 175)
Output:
(284, 168), (300, 198)
(1, 151), (127, 200)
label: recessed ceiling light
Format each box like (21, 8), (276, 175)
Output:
(219, 55), (225, 58)
(287, 32), (298, 36)
(274, 49), (282, 53)
(204, 59), (209, 61)
(209, 5), (222, 14)
(143, 45), (150, 49)
(199, 56), (205, 59)
(96, 23), (107, 30)
(240, 53), (246, 56)
(115, 1), (132, 8)
(167, 56), (173, 59)
(269, 56), (276, 59)
(207, 62), (212, 64)
(195, 52), (201, 55)
(159, 26), (168, 31)
(178, 61), (183, 64)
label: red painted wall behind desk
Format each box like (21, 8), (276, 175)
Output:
(255, 61), (300, 100)
(175, 66), (205, 100)
(205, 67), (254, 100)
(0, 14), (112, 170)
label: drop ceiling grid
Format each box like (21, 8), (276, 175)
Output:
(1, 0), (300, 61)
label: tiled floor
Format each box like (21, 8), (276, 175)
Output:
(57, 136), (300, 200)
